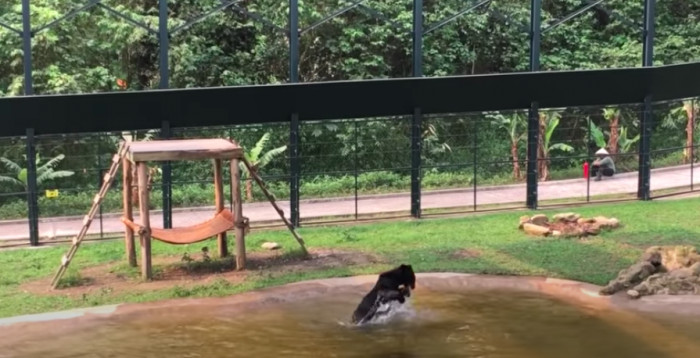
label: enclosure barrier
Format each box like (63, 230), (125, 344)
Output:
(0, 0), (699, 245)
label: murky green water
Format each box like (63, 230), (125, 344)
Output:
(3, 289), (700, 358)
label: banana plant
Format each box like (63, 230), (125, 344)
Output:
(585, 119), (639, 154)
(0, 153), (74, 190)
(239, 132), (287, 202)
(664, 100), (698, 163)
(602, 107), (622, 154)
(538, 111), (574, 181)
(487, 111), (526, 180)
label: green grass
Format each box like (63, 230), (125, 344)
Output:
(1, 196), (700, 319)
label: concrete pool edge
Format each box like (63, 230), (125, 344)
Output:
(2, 273), (700, 327)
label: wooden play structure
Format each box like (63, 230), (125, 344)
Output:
(50, 138), (307, 289)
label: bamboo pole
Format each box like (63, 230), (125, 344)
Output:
(231, 158), (246, 270)
(241, 157), (308, 256)
(122, 158), (136, 266)
(213, 159), (228, 257)
(137, 162), (152, 280)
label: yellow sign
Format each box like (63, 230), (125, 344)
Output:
(45, 189), (59, 198)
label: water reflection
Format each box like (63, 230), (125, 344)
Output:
(2, 289), (700, 358)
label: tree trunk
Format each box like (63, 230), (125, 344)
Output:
(511, 140), (521, 180)
(131, 165), (139, 207)
(130, 165), (155, 208)
(537, 114), (548, 181)
(607, 112), (620, 155)
(245, 178), (253, 202)
(684, 103), (695, 164)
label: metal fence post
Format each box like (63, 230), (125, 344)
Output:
(411, 108), (422, 218)
(473, 116), (478, 211)
(410, 0), (423, 218)
(159, 0), (169, 89)
(97, 138), (104, 238)
(21, 0), (33, 95)
(637, 0), (655, 200)
(161, 120), (172, 228)
(159, 0), (173, 228)
(290, 114), (300, 227)
(26, 128), (39, 246)
(526, 0), (541, 209)
(691, 100), (695, 191)
(289, 0), (300, 227)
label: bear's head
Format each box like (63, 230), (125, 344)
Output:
(399, 264), (416, 289)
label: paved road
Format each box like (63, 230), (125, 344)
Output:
(1, 164), (698, 242)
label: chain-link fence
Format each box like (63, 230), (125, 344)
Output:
(1, 95), (698, 247)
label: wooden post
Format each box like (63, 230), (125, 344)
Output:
(231, 158), (245, 270)
(137, 162), (152, 280)
(122, 158), (136, 267)
(213, 159), (228, 257)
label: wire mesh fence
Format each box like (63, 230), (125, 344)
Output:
(0, 96), (699, 246)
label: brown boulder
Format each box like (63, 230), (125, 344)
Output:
(553, 212), (580, 223)
(530, 214), (549, 226)
(523, 223), (551, 237)
(518, 215), (531, 229)
(593, 216), (620, 229)
(583, 223), (601, 235)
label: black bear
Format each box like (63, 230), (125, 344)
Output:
(351, 264), (416, 325)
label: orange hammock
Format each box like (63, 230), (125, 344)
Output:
(121, 209), (235, 245)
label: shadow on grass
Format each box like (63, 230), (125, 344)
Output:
(497, 237), (637, 285)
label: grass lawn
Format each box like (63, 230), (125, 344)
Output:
(1, 196), (699, 319)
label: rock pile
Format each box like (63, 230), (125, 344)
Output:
(600, 245), (700, 299)
(518, 212), (620, 238)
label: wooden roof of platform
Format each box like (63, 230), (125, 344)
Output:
(127, 138), (243, 162)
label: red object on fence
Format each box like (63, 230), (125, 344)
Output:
(583, 161), (589, 178)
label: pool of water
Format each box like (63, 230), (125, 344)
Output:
(3, 284), (700, 358)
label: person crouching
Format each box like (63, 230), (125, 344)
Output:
(591, 148), (616, 181)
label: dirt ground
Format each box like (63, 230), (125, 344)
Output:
(20, 248), (384, 298)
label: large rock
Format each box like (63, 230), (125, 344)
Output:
(530, 214), (549, 226)
(602, 246), (700, 298)
(522, 223), (551, 237)
(261, 242), (282, 250)
(627, 262), (700, 299)
(645, 245), (700, 271)
(518, 215), (531, 229)
(593, 216), (620, 229)
(553, 212), (580, 223)
(583, 223), (601, 236)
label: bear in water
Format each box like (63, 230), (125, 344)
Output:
(351, 264), (416, 325)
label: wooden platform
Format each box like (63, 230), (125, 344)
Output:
(127, 138), (243, 162)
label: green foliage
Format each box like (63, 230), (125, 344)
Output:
(0, 153), (74, 189)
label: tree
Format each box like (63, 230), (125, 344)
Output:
(239, 132), (287, 202)
(602, 107), (621, 155)
(585, 119), (639, 169)
(538, 111), (574, 181)
(120, 130), (161, 207)
(0, 154), (74, 189)
(487, 111), (526, 180)
(665, 100), (698, 163)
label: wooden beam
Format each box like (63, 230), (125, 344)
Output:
(213, 159), (228, 257)
(128, 138), (243, 162)
(231, 158), (246, 270)
(137, 162), (152, 280)
(122, 157), (136, 267)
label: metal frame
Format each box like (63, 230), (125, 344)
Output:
(638, 0), (656, 200)
(2, 0), (694, 245)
